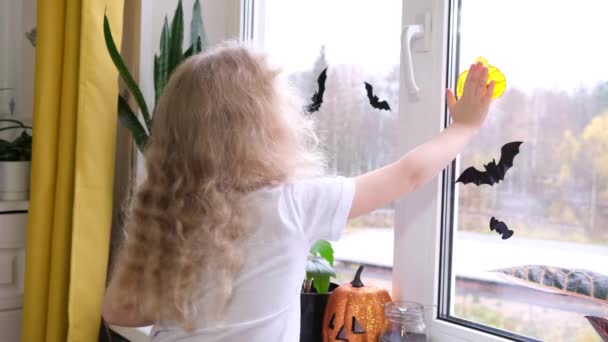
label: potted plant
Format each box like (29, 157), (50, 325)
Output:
(301, 239), (338, 342)
(104, 0), (206, 151)
(0, 118), (32, 200)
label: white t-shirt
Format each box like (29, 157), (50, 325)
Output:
(150, 176), (356, 342)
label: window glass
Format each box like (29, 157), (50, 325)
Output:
(262, 0), (402, 290)
(445, 0), (608, 340)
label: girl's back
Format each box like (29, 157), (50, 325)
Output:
(152, 178), (354, 341)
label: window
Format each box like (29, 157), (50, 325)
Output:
(394, 0), (608, 341)
(254, 0), (608, 340)
(255, 0), (402, 291)
(441, 0), (608, 340)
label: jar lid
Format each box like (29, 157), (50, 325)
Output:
(384, 301), (425, 322)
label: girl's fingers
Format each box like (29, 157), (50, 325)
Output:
(477, 67), (489, 96)
(465, 62), (489, 96)
(463, 65), (472, 94)
(463, 63), (478, 95)
(485, 81), (496, 101)
(480, 66), (488, 83)
(446, 88), (457, 112)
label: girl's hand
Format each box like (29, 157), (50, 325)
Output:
(446, 61), (495, 128)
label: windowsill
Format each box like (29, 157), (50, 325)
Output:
(110, 325), (152, 342)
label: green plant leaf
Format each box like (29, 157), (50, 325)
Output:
(153, 55), (160, 104)
(157, 17), (171, 103)
(118, 95), (148, 151)
(0, 130), (31, 161)
(0, 150), (20, 161)
(0, 119), (31, 160)
(194, 36), (202, 54)
(183, 44), (194, 60)
(11, 132), (31, 161)
(0, 126), (30, 133)
(0, 139), (12, 151)
(103, 14), (152, 132)
(306, 256), (335, 279)
(313, 275), (331, 294)
(12, 131), (31, 147)
(168, 1), (184, 75)
(0, 118), (27, 128)
(190, 0), (206, 48)
(310, 239), (334, 266)
(0, 138), (17, 161)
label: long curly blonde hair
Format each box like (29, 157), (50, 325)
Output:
(111, 42), (324, 329)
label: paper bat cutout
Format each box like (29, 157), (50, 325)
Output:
(364, 82), (391, 111)
(490, 217), (514, 240)
(306, 67), (328, 113)
(456, 141), (523, 186)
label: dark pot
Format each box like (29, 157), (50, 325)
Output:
(300, 282), (339, 342)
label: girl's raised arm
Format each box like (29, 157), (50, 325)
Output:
(349, 62), (495, 219)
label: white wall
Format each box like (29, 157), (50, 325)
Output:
(0, 0), (36, 123)
(139, 0), (240, 108)
(18, 0), (36, 124)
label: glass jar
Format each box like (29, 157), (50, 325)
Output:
(380, 301), (428, 342)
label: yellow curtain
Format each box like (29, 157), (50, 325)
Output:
(22, 0), (124, 341)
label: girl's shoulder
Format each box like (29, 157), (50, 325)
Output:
(249, 176), (355, 243)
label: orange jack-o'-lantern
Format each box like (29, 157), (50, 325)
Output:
(322, 266), (391, 342)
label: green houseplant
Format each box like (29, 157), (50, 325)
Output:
(104, 0), (206, 151)
(0, 118), (32, 200)
(305, 239), (336, 294)
(301, 239), (338, 342)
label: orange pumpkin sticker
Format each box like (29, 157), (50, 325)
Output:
(456, 57), (506, 100)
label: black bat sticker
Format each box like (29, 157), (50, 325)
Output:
(490, 217), (514, 240)
(456, 141), (523, 186)
(305, 67), (328, 113)
(364, 82), (391, 111)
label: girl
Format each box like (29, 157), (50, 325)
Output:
(102, 42), (494, 341)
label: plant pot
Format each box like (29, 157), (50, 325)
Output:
(0, 161), (30, 200)
(300, 282), (339, 342)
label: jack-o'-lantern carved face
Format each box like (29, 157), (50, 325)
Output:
(322, 266), (391, 342)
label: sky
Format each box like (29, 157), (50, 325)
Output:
(262, 0), (402, 75)
(262, 0), (608, 92)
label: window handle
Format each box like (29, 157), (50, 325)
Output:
(401, 13), (431, 101)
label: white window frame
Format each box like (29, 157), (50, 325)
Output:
(248, 0), (514, 340)
(393, 0), (512, 340)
